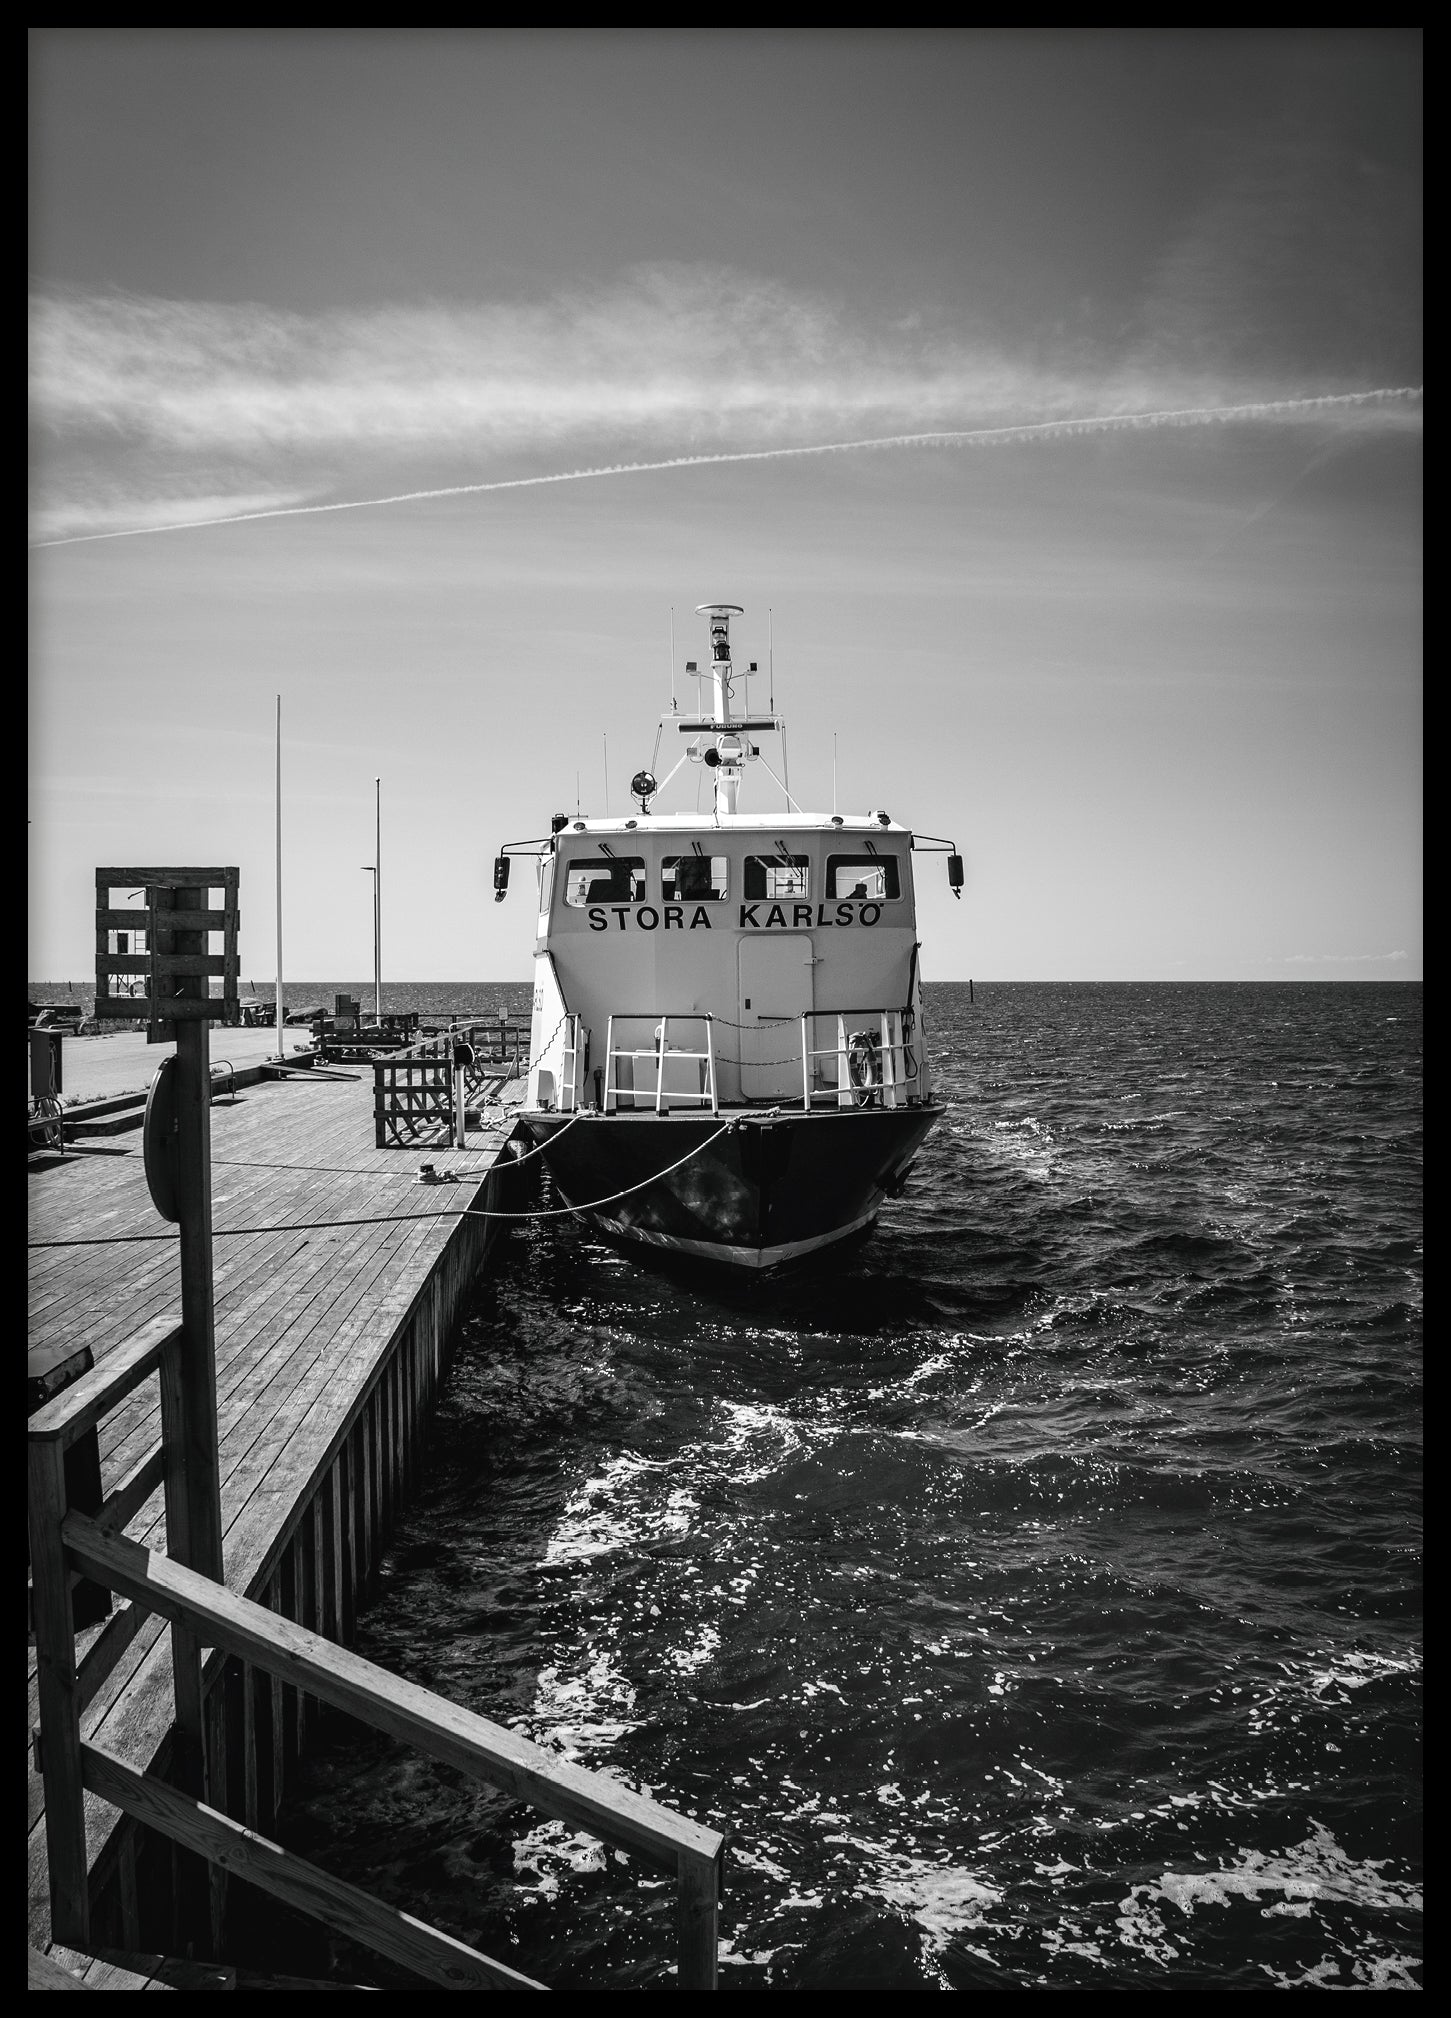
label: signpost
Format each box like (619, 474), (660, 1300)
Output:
(94, 868), (240, 1949)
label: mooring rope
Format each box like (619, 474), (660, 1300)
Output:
(207, 1110), (582, 1180)
(27, 1116), (738, 1247)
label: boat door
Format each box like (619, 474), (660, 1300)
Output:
(737, 935), (813, 1100)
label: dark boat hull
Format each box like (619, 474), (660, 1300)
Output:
(518, 1104), (942, 1270)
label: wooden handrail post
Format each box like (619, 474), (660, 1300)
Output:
(28, 1434), (89, 1946)
(676, 1848), (719, 1989)
(167, 888), (225, 1585)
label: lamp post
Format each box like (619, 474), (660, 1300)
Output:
(374, 777), (381, 1024)
(361, 865), (379, 1025)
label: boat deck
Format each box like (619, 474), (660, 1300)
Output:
(27, 1062), (525, 1950)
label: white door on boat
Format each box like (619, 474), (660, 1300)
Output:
(737, 934), (814, 1100)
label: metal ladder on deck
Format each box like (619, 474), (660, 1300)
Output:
(558, 1015), (583, 1111)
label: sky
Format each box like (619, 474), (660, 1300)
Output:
(29, 29), (1421, 982)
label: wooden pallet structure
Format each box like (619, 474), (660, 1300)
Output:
(373, 1023), (523, 1149)
(94, 870), (241, 1041)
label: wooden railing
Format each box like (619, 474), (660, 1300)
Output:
(29, 1318), (725, 1988)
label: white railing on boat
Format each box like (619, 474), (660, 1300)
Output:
(532, 1006), (925, 1115)
(605, 1014), (720, 1115)
(798, 1008), (916, 1110)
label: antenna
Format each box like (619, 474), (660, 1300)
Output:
(603, 732), (609, 816)
(833, 732), (838, 818)
(669, 607), (676, 713)
(768, 607), (775, 714)
(576, 771), (581, 818)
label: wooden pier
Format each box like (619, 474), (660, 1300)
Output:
(27, 1057), (725, 1987)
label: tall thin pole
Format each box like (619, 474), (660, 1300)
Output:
(669, 607), (676, 713)
(768, 607), (774, 715)
(603, 733), (609, 817)
(274, 697), (284, 1055)
(833, 732), (838, 817)
(374, 777), (381, 1022)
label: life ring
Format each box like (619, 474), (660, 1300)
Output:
(847, 1030), (881, 1106)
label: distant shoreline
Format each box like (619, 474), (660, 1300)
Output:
(30, 976), (1423, 1001)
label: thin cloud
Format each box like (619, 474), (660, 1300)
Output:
(32, 271), (1082, 454)
(32, 488), (312, 543)
(29, 266), (1423, 544)
(29, 392), (1424, 550)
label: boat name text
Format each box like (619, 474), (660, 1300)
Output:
(585, 902), (884, 932)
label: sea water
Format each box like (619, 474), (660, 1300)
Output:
(252, 982), (1422, 1990)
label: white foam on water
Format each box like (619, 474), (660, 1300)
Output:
(698, 1397), (820, 1482)
(731, 1845), (793, 1882)
(524, 1399), (833, 1792)
(1305, 1647), (1420, 1694)
(1243, 1645), (1420, 1736)
(1259, 1950), (1422, 1990)
(984, 1115), (1059, 1181)
(664, 1622), (720, 1676)
(1115, 1822), (1421, 1969)
(538, 1450), (692, 1565)
(861, 1853), (1006, 1984)
(512, 1818), (610, 1901)
(716, 1937), (788, 1969)
(529, 1651), (640, 1757)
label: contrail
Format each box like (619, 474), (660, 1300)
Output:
(29, 388), (1422, 550)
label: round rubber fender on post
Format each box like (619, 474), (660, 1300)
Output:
(847, 1030), (881, 1106)
(143, 1055), (181, 1222)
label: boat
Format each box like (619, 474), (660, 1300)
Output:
(494, 603), (962, 1271)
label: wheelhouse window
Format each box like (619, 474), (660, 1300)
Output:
(744, 853), (810, 900)
(826, 854), (902, 901)
(662, 854), (729, 902)
(563, 856), (646, 907)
